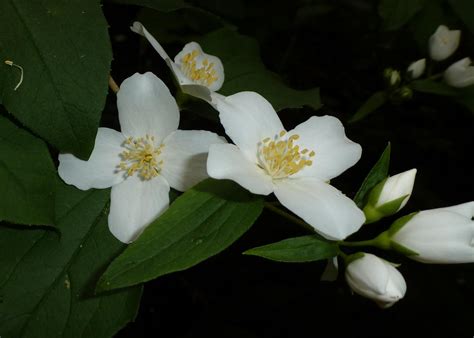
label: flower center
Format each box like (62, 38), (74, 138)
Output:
(257, 130), (315, 179)
(117, 135), (163, 180)
(180, 49), (218, 87)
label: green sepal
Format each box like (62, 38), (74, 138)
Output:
(378, 194), (409, 215)
(345, 252), (366, 265)
(387, 211), (419, 236)
(391, 241), (419, 257)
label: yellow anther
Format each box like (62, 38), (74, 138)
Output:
(117, 134), (163, 180)
(180, 49), (219, 87)
(257, 130), (315, 179)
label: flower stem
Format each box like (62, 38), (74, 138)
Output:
(263, 202), (314, 232)
(109, 75), (120, 94)
(339, 239), (377, 247)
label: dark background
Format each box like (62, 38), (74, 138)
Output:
(103, 1), (474, 337)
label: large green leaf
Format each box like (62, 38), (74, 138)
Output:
(243, 235), (338, 263)
(0, 182), (142, 338)
(97, 179), (264, 291)
(0, 116), (55, 226)
(354, 143), (391, 208)
(0, 0), (112, 159)
(379, 0), (426, 30)
(197, 28), (321, 111)
(109, 0), (189, 12)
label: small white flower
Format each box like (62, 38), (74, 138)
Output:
(444, 57), (474, 88)
(131, 21), (224, 103)
(345, 253), (407, 308)
(429, 25), (461, 61)
(391, 202), (474, 263)
(364, 169), (417, 223)
(207, 92), (365, 240)
(58, 72), (225, 243)
(407, 58), (426, 79)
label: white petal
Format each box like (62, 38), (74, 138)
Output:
(213, 91), (284, 162)
(117, 72), (179, 141)
(438, 201), (474, 218)
(131, 22), (171, 61)
(288, 116), (362, 181)
(180, 84), (213, 103)
(174, 41), (225, 91)
(273, 177), (365, 240)
(207, 143), (273, 195)
(160, 130), (226, 191)
(377, 168), (417, 209)
(58, 128), (125, 190)
(108, 175), (170, 243)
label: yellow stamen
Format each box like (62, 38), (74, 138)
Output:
(180, 49), (219, 87)
(117, 134), (163, 180)
(257, 130), (315, 179)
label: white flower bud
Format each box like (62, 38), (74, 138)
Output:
(444, 57), (474, 88)
(363, 169), (417, 223)
(345, 253), (406, 308)
(407, 58), (426, 79)
(391, 202), (474, 263)
(429, 25), (461, 61)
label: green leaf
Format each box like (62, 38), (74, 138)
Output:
(0, 0), (112, 159)
(0, 116), (56, 226)
(349, 91), (387, 123)
(0, 182), (142, 338)
(449, 0), (474, 34)
(98, 179), (264, 291)
(197, 28), (321, 111)
(243, 235), (338, 263)
(411, 79), (458, 96)
(354, 143), (391, 208)
(379, 0), (426, 30)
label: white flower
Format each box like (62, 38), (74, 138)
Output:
(391, 202), (474, 263)
(364, 169), (417, 223)
(58, 72), (225, 243)
(429, 25), (461, 61)
(131, 21), (224, 103)
(206, 92), (365, 240)
(407, 58), (426, 79)
(345, 253), (407, 308)
(444, 57), (474, 88)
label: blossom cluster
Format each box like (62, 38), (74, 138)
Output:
(57, 22), (474, 309)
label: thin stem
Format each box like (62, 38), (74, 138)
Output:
(109, 75), (120, 94)
(427, 73), (443, 81)
(339, 239), (377, 247)
(264, 202), (314, 232)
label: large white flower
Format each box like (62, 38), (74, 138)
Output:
(207, 92), (365, 240)
(131, 21), (224, 103)
(58, 72), (225, 243)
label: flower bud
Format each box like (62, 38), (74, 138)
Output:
(429, 25), (461, 61)
(444, 57), (474, 88)
(345, 253), (406, 308)
(363, 169), (417, 223)
(390, 202), (474, 263)
(407, 58), (426, 79)
(384, 68), (401, 86)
